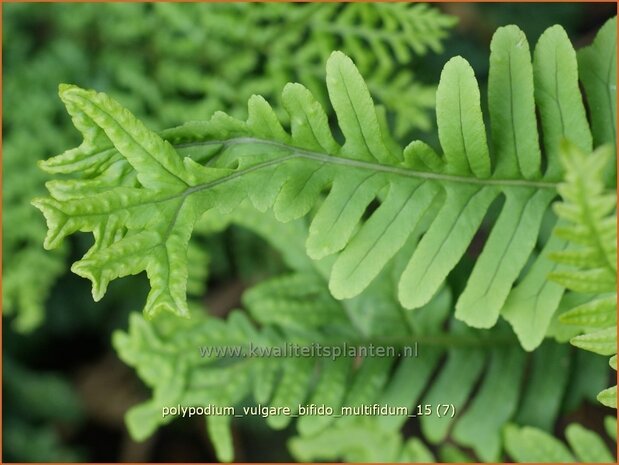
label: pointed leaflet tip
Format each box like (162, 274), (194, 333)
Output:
(58, 83), (78, 94)
(143, 297), (190, 320)
(31, 197), (68, 250)
(36, 158), (50, 173)
(57, 83), (84, 101)
(71, 261), (107, 302)
(58, 85), (101, 109)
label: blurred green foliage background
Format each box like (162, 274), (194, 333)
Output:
(3, 2), (616, 462)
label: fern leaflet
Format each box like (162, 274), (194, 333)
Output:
(504, 421), (616, 463)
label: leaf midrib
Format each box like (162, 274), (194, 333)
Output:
(177, 137), (558, 192)
(49, 136), (558, 224)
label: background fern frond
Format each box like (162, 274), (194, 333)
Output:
(113, 206), (609, 462)
(2, 42), (82, 331)
(504, 421), (616, 463)
(547, 141), (617, 408)
(3, 357), (84, 462)
(115, 259), (607, 462)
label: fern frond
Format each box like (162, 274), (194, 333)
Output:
(112, 278), (453, 461)
(112, 203), (609, 462)
(547, 141), (617, 408)
(258, 2), (456, 136)
(2, 35), (84, 331)
(4, 357), (84, 461)
(504, 421), (616, 463)
(35, 22), (616, 347)
(578, 17), (617, 185)
(115, 269), (601, 462)
(307, 3), (455, 60)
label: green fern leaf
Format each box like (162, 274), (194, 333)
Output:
(547, 141), (617, 408)
(504, 422), (615, 463)
(35, 23), (615, 345)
